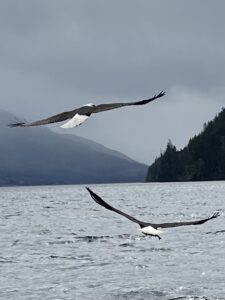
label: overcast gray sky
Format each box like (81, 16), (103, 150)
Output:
(0, 0), (224, 164)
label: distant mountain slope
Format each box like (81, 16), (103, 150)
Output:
(146, 108), (225, 182)
(0, 109), (147, 186)
(61, 133), (136, 163)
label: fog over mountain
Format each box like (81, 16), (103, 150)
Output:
(0, 109), (147, 186)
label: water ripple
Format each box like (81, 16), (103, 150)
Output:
(0, 182), (224, 300)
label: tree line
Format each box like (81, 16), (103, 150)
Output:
(146, 108), (225, 182)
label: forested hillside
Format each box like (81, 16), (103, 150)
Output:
(146, 108), (225, 182)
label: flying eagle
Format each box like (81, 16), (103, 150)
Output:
(86, 187), (219, 240)
(9, 91), (165, 129)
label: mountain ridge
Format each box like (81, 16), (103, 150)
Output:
(0, 109), (147, 186)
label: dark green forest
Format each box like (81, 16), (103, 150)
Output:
(146, 108), (225, 182)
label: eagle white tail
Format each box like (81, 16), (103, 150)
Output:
(60, 113), (90, 128)
(140, 225), (162, 236)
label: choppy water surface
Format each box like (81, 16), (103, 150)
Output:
(0, 182), (224, 300)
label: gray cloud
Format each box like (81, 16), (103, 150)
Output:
(0, 0), (224, 163)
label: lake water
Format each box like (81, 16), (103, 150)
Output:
(0, 182), (224, 300)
